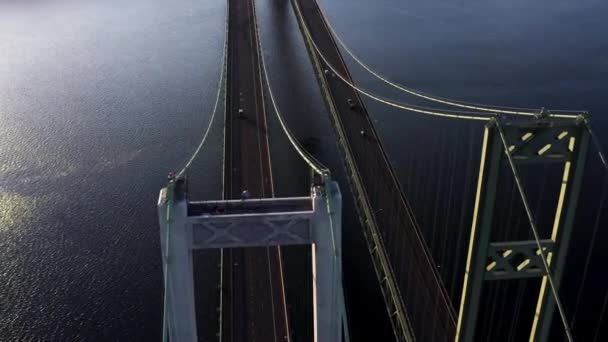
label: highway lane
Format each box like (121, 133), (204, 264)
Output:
(221, 0), (290, 340)
(292, 0), (456, 340)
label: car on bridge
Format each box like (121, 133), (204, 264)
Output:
(347, 98), (357, 109)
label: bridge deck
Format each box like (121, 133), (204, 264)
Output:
(221, 0), (290, 340)
(291, 0), (457, 340)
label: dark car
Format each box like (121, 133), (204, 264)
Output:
(347, 98), (357, 109)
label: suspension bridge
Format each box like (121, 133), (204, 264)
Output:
(157, 0), (608, 341)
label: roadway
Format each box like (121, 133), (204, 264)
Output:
(222, 0), (290, 340)
(291, 0), (456, 340)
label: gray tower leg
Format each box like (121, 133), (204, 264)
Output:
(158, 189), (198, 342)
(311, 181), (343, 342)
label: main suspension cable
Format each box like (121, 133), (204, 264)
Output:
(255, 16), (330, 177)
(176, 31), (228, 179)
(495, 120), (574, 342)
(312, 45), (490, 120)
(583, 118), (608, 172)
(313, 0), (581, 119)
(292, 5), (490, 122)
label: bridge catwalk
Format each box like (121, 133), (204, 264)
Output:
(221, 0), (290, 340)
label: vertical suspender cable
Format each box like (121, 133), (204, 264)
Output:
(592, 291), (608, 342)
(508, 178), (529, 342)
(438, 130), (457, 280)
(570, 175), (608, 331)
(430, 128), (447, 252)
(584, 118), (608, 172)
(450, 125), (476, 299)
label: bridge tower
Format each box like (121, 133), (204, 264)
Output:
(456, 116), (590, 341)
(157, 178), (343, 342)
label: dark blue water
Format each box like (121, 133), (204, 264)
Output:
(0, 0), (225, 339)
(1, 0), (607, 340)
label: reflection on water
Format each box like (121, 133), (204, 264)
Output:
(0, 191), (44, 231)
(0, 0), (226, 339)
